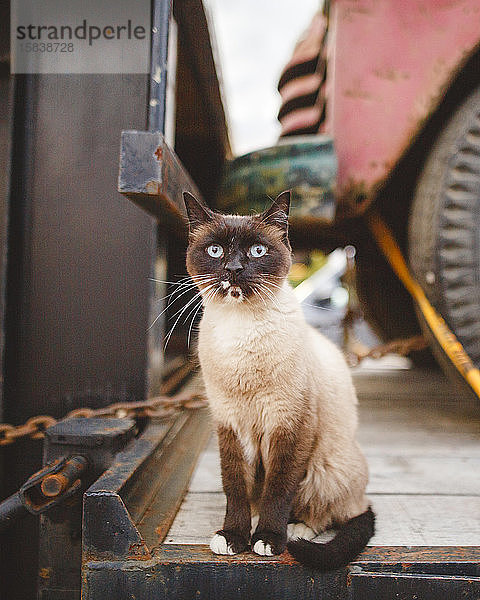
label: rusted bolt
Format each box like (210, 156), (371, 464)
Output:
(40, 455), (88, 498)
(41, 473), (69, 497)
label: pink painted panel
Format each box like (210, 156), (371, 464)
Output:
(326, 0), (480, 206)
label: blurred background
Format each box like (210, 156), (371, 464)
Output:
(204, 0), (319, 155)
(1, 0), (480, 597)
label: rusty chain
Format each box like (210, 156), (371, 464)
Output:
(0, 391), (207, 447)
(344, 334), (428, 367)
(0, 332), (426, 446)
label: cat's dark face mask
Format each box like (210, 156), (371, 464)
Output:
(184, 191), (292, 303)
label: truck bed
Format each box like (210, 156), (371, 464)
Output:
(82, 368), (480, 599)
(167, 369), (480, 547)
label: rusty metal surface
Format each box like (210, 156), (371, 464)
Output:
(83, 553), (348, 600)
(82, 409), (211, 564)
(83, 544), (480, 599)
(39, 418), (136, 600)
(218, 136), (337, 223)
(118, 130), (202, 228)
(356, 546), (480, 576)
(40, 456), (89, 498)
(134, 409), (212, 547)
(152, 544), (480, 574)
(327, 0), (480, 211)
(350, 571), (480, 600)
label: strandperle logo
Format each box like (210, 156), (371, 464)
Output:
(16, 20), (147, 47)
(11, 0), (150, 74)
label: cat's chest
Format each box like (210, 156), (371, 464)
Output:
(198, 309), (287, 401)
(200, 310), (279, 368)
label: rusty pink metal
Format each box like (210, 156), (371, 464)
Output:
(325, 0), (480, 209)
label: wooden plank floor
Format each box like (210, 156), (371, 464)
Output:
(166, 369), (480, 547)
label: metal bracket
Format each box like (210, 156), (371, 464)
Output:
(38, 417), (136, 600)
(118, 130), (202, 227)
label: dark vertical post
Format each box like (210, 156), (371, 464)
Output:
(146, 0), (173, 383)
(0, 3), (12, 420)
(148, 0), (172, 133)
(2, 68), (154, 598)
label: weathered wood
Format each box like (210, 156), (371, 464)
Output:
(368, 456), (480, 494)
(183, 437), (480, 496)
(185, 453), (480, 496)
(167, 368), (480, 549)
(166, 492), (480, 546)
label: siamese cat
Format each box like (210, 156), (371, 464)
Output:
(183, 190), (374, 571)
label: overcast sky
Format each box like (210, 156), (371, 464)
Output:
(204, 0), (320, 156)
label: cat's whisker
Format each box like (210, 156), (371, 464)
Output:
(148, 274), (212, 285)
(149, 275), (215, 304)
(249, 283), (269, 311)
(256, 282), (288, 328)
(209, 285), (222, 305)
(165, 278), (217, 318)
(148, 280), (212, 329)
(168, 283), (215, 322)
(188, 283), (222, 347)
(185, 283), (222, 347)
(151, 281), (198, 306)
(187, 300), (205, 348)
(147, 307), (166, 331)
(262, 281), (284, 292)
(253, 282), (275, 307)
(163, 282), (218, 350)
(163, 289), (206, 341)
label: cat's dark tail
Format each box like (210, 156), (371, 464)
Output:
(287, 507), (375, 572)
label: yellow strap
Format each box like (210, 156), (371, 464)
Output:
(367, 212), (480, 398)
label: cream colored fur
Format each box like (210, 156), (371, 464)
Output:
(198, 280), (369, 533)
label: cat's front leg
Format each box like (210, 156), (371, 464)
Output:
(211, 424), (251, 555)
(252, 426), (310, 556)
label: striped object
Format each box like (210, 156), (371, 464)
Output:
(277, 11), (328, 137)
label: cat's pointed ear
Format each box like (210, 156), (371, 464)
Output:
(261, 190), (290, 230)
(183, 191), (214, 231)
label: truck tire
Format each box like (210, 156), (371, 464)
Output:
(408, 87), (480, 370)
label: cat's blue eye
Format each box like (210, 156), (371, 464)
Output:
(206, 244), (224, 258)
(249, 244), (267, 258)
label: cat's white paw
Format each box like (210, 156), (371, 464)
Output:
(210, 533), (235, 555)
(287, 522), (317, 541)
(253, 540), (273, 556)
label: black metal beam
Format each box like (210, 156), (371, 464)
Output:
(83, 547), (348, 600)
(2, 70), (154, 600)
(82, 543), (480, 600)
(118, 130), (202, 229)
(350, 571), (480, 600)
(83, 408), (211, 562)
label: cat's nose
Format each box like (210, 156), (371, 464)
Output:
(225, 256), (244, 273)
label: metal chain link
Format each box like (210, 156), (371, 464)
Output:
(0, 391), (207, 447)
(0, 332), (425, 446)
(344, 335), (427, 367)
